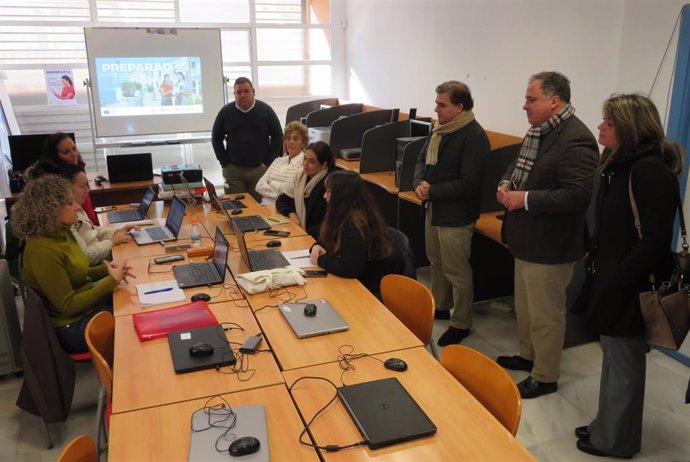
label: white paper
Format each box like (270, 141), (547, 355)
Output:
(281, 249), (314, 269)
(136, 280), (185, 305)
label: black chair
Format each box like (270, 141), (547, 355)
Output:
(388, 227), (416, 281)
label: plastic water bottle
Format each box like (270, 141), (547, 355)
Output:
(190, 217), (201, 247)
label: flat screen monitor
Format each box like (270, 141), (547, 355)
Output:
(8, 132), (75, 172)
(410, 119), (432, 137)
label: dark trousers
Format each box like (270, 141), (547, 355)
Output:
(54, 296), (113, 354)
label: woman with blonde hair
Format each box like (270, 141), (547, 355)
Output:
(255, 121), (309, 204)
(11, 175), (135, 353)
(573, 93), (683, 457)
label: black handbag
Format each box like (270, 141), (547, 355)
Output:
(629, 177), (690, 350)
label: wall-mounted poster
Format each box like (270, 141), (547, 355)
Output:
(45, 68), (76, 105)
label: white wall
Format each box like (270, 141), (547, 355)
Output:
(343, 0), (685, 138)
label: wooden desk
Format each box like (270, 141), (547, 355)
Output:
(475, 211), (505, 245)
(283, 347), (534, 461)
(112, 253), (242, 317)
(112, 303), (284, 414)
(229, 236), (423, 371)
(200, 203), (307, 242)
(335, 158), (361, 172)
(109, 384), (319, 462)
(88, 173), (161, 207)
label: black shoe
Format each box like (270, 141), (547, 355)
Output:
(496, 355), (534, 372)
(434, 309), (450, 320)
(576, 436), (632, 458)
(575, 425), (590, 439)
(437, 327), (470, 346)
(517, 376), (557, 399)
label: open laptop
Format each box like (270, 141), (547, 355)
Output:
(167, 324), (236, 374)
(232, 215), (271, 233)
(173, 227), (229, 288)
(107, 186), (155, 223)
(203, 177), (246, 211)
(232, 218), (289, 271)
(189, 405), (269, 462)
(278, 299), (349, 338)
(107, 153), (154, 183)
(338, 377), (437, 449)
(130, 194), (186, 245)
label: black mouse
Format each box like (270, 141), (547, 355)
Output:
(234, 194), (245, 200)
(94, 175), (107, 186)
(189, 342), (214, 357)
(231, 208), (243, 215)
(266, 240), (281, 248)
(190, 292), (211, 302)
(228, 436), (260, 457)
(303, 303), (317, 317)
(384, 357), (408, 372)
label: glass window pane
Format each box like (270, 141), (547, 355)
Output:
(256, 28), (330, 61)
(221, 30), (250, 63)
(179, 0), (249, 23)
(258, 65), (331, 97)
(223, 65), (253, 85)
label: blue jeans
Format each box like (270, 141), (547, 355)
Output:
(54, 295), (113, 354)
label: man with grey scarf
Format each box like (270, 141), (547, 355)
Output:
(496, 71), (598, 399)
(413, 81), (490, 346)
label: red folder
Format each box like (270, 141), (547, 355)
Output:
(132, 301), (218, 341)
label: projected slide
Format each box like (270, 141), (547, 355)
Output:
(95, 57), (203, 117)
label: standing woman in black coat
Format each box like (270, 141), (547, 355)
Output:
(574, 94), (683, 458)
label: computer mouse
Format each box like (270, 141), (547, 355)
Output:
(303, 303), (317, 317)
(190, 292), (211, 302)
(384, 357), (408, 372)
(234, 194), (245, 200)
(188, 342), (214, 357)
(231, 208), (243, 215)
(266, 240), (281, 248)
(228, 436), (260, 457)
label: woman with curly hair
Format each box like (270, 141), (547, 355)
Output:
(41, 132), (100, 225)
(309, 170), (398, 296)
(11, 175), (135, 353)
(27, 161), (139, 265)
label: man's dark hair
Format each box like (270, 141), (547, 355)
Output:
(530, 71), (571, 103)
(435, 81), (474, 111)
(234, 77), (253, 89)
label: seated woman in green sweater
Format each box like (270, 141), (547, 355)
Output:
(11, 175), (135, 353)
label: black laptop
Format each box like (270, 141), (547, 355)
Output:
(203, 177), (246, 211)
(337, 377), (437, 449)
(107, 186), (155, 223)
(232, 218), (289, 271)
(167, 324), (236, 374)
(106, 153), (154, 183)
(232, 215), (271, 233)
(172, 227), (229, 288)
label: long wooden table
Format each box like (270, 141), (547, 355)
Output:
(283, 346), (534, 461)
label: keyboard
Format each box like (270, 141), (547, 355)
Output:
(233, 216), (271, 232)
(222, 200), (246, 210)
(249, 250), (289, 271)
(108, 209), (142, 223)
(146, 227), (169, 241)
(187, 263), (218, 281)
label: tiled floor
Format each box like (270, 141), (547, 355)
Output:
(1, 272), (689, 461)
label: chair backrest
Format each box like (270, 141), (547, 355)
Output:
(386, 227), (416, 280)
(56, 434), (97, 462)
(85, 311), (114, 402)
(380, 274), (434, 345)
(440, 345), (522, 435)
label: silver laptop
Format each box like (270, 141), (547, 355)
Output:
(107, 186), (155, 223)
(231, 218), (290, 271)
(131, 195), (186, 245)
(278, 299), (349, 338)
(173, 227), (228, 288)
(189, 405), (269, 462)
(203, 177), (246, 211)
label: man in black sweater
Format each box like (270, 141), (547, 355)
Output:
(211, 77), (283, 202)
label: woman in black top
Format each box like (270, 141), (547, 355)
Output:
(310, 170), (396, 296)
(276, 141), (334, 238)
(573, 94), (683, 458)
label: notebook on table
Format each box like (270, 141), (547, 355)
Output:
(131, 194), (186, 245)
(337, 377), (437, 449)
(132, 300), (217, 341)
(203, 177), (246, 211)
(189, 405), (269, 462)
(232, 218), (289, 271)
(173, 226), (229, 288)
(107, 186), (155, 223)
(278, 299), (349, 339)
(107, 153), (154, 183)
(167, 324), (236, 374)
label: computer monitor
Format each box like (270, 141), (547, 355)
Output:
(410, 119), (432, 137)
(8, 132), (75, 172)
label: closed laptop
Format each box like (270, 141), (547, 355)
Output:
(167, 324), (236, 374)
(278, 299), (349, 338)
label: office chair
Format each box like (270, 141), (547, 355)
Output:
(56, 434), (97, 462)
(380, 274), (437, 358)
(85, 311), (114, 458)
(440, 345), (522, 435)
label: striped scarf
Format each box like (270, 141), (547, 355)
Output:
(510, 103), (575, 190)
